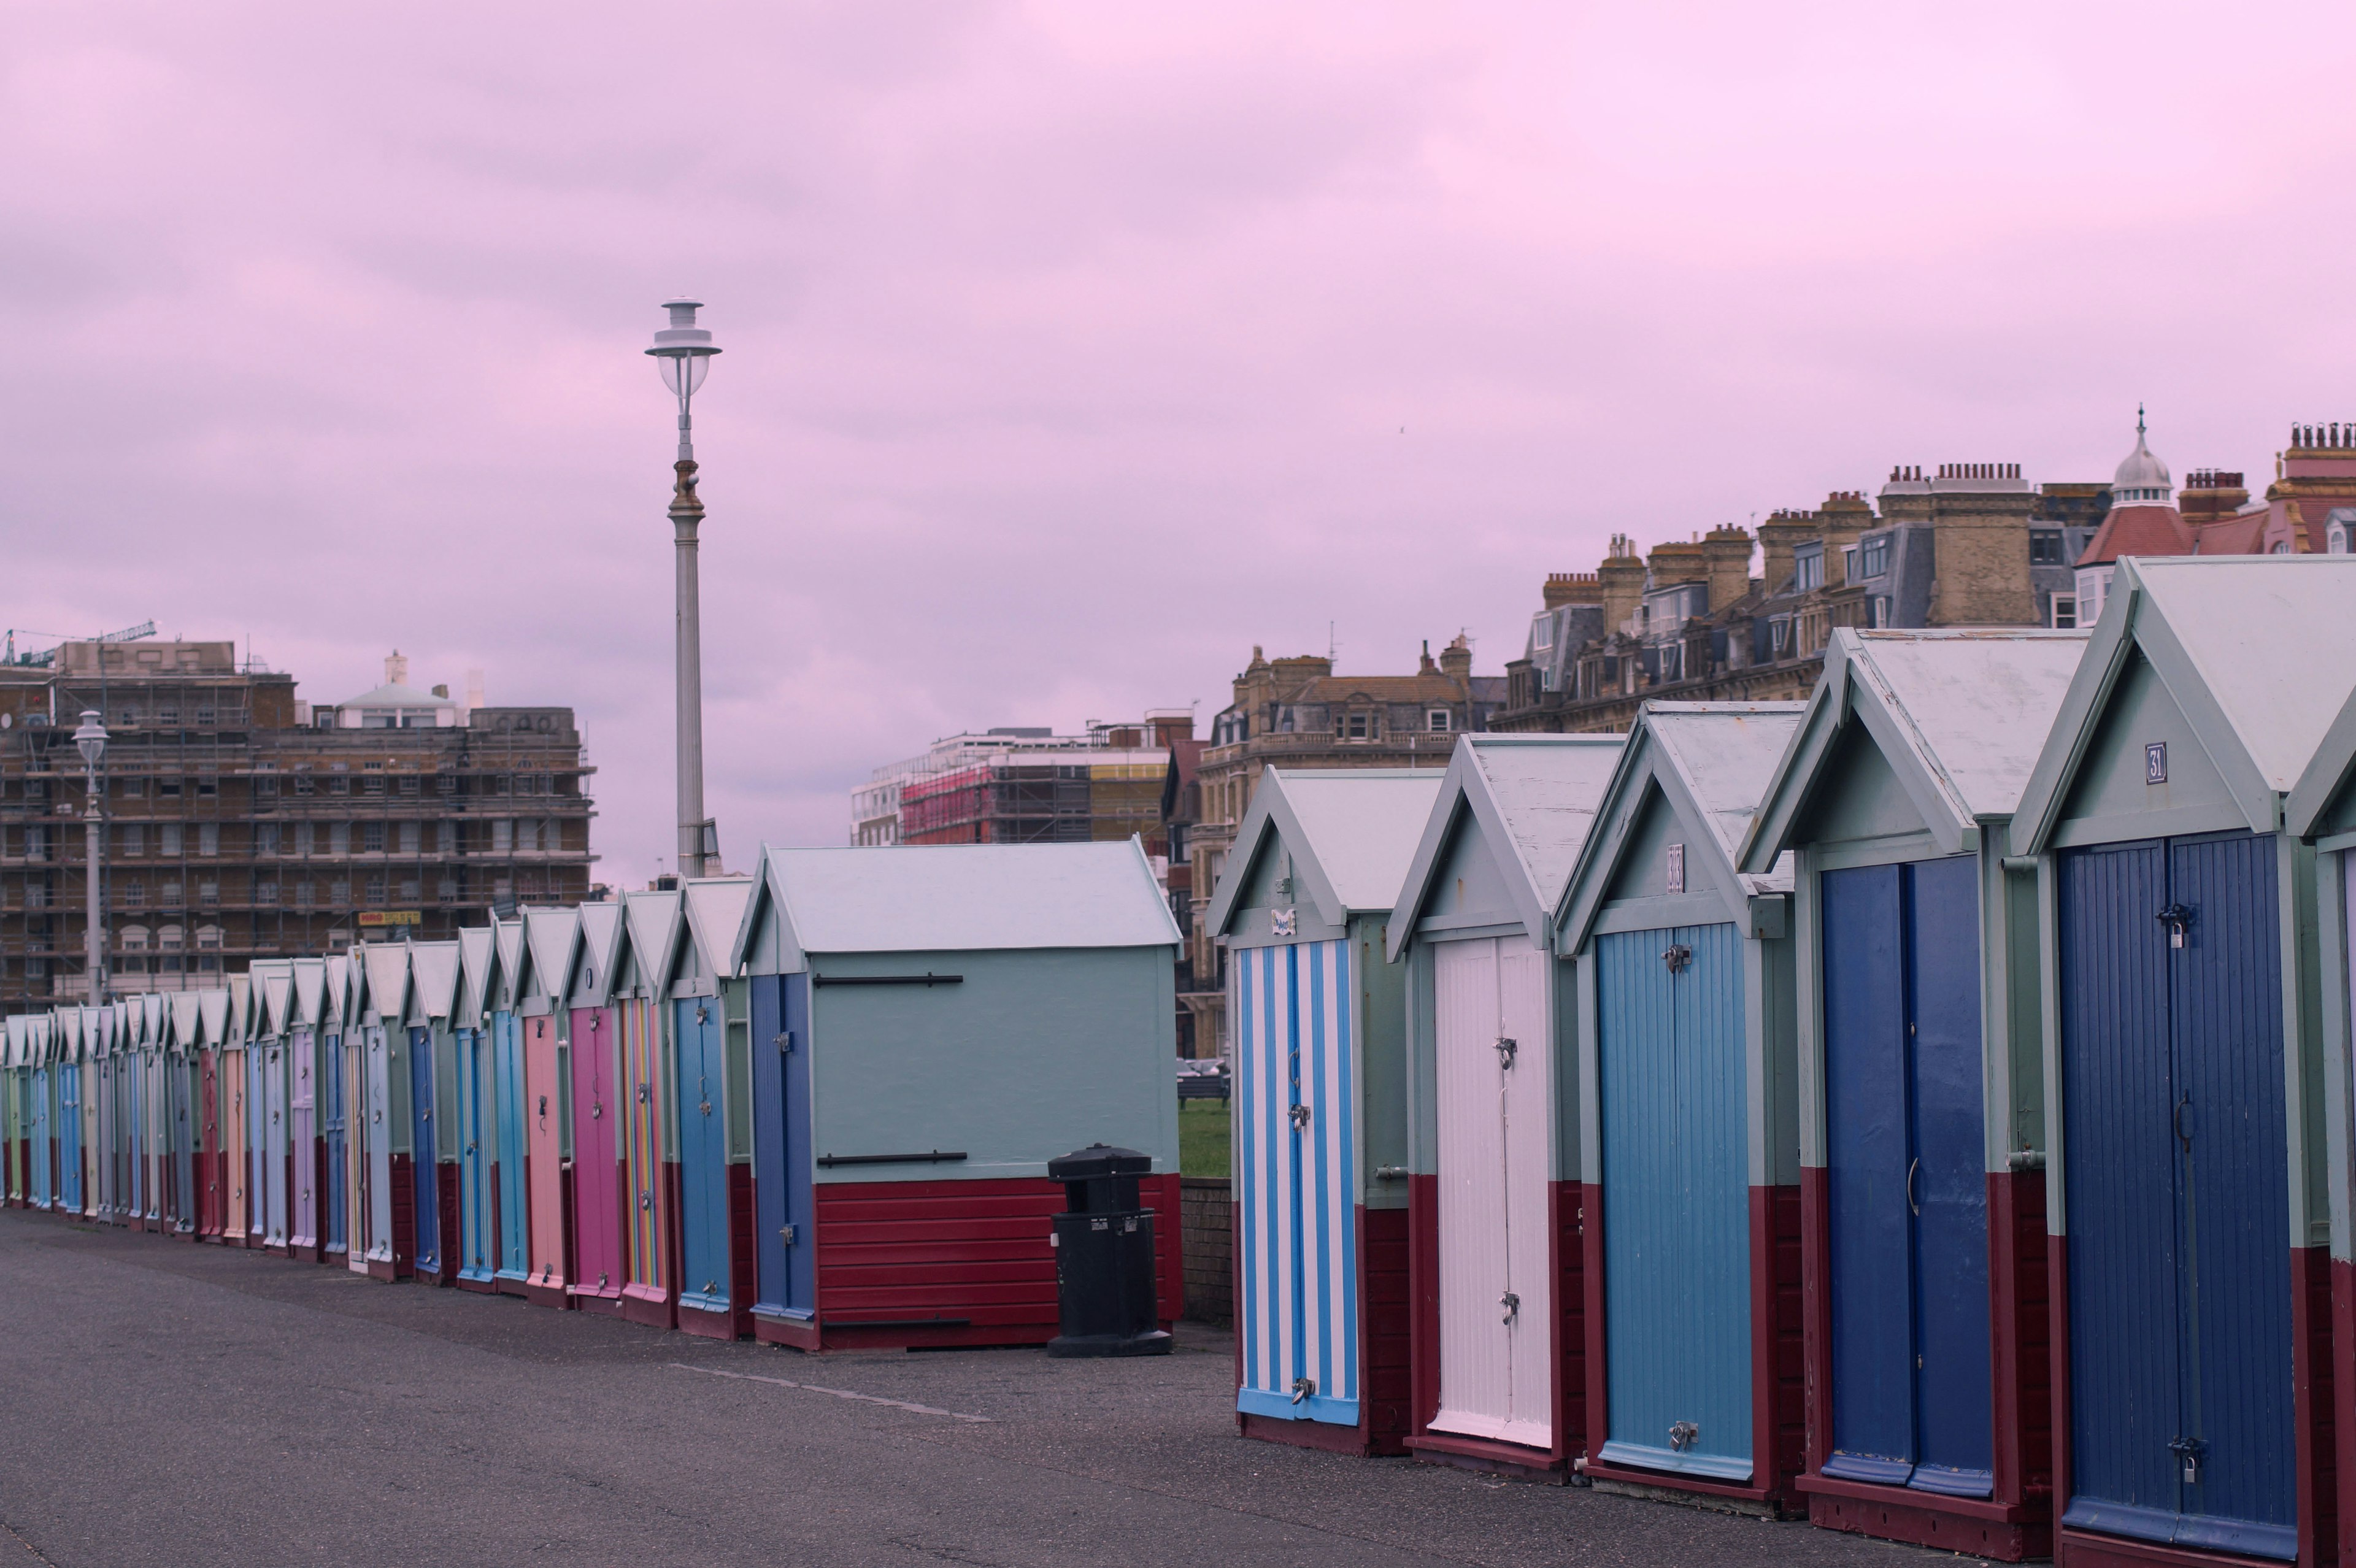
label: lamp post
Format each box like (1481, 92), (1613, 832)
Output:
(74, 709), (107, 1005)
(647, 298), (722, 878)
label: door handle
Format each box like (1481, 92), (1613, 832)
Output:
(1906, 1158), (1919, 1216)
(1500, 1290), (1520, 1325)
(2174, 1094), (2193, 1153)
(1495, 1036), (1518, 1070)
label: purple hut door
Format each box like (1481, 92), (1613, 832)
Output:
(569, 1007), (623, 1302)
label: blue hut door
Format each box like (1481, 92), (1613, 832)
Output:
(1596, 921), (1752, 1480)
(410, 1028), (441, 1276)
(458, 1030), (493, 1282)
(1819, 859), (1993, 1495)
(2058, 834), (2295, 1561)
(495, 1015), (528, 1283)
(751, 975), (814, 1320)
(323, 1034), (347, 1254)
(1234, 940), (1360, 1426)
(677, 996), (730, 1313)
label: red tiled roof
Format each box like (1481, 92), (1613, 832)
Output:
(2076, 503), (2192, 568)
(2192, 515), (2266, 555)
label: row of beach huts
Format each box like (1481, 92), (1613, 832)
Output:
(9, 554), (2356, 1568)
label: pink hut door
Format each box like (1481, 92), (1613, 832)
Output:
(223, 1049), (247, 1241)
(569, 1008), (623, 1299)
(623, 999), (667, 1306)
(525, 1017), (566, 1294)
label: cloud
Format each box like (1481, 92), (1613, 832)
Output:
(5, 0), (2355, 881)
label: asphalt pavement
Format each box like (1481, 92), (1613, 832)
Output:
(0, 1209), (1992, 1568)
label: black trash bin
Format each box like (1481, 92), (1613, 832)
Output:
(1045, 1143), (1172, 1358)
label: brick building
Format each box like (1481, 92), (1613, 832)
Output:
(1169, 634), (1504, 1058)
(0, 642), (595, 1010)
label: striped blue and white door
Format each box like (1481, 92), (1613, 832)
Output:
(1235, 939), (1360, 1426)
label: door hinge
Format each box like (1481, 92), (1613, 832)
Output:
(1661, 944), (1692, 974)
(1499, 1290), (1520, 1324)
(1495, 1036), (1518, 1069)
(1288, 1102), (1311, 1129)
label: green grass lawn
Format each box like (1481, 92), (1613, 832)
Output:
(1178, 1099), (1231, 1179)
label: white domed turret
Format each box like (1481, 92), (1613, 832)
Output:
(2113, 405), (2173, 504)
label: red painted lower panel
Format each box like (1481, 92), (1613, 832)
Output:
(1797, 1167), (2054, 1560)
(2051, 1237), (2334, 1568)
(389, 1153), (415, 1279)
(725, 1159), (755, 1339)
(804, 1172), (1180, 1350)
(2337, 1254), (2356, 1567)
(1242, 1204), (1413, 1459)
(1408, 1173), (1441, 1437)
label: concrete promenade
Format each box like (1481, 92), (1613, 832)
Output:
(0, 1209), (1984, 1567)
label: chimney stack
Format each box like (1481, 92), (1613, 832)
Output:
(385, 649), (409, 687)
(1756, 510), (1814, 596)
(1438, 634), (1474, 683)
(1701, 525), (1755, 612)
(1598, 534), (1648, 633)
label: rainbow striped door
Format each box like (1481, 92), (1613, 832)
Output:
(623, 999), (669, 1317)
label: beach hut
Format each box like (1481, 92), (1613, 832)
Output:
(115, 1003), (141, 1228)
(2, 1017), (21, 1207)
(59, 1008), (88, 1219)
(167, 992), (202, 1236)
(731, 840), (1184, 1351)
(356, 942), (416, 1280)
(490, 917), (531, 1296)
(91, 1007), (119, 1224)
(1732, 631), (2087, 1556)
(2005, 556), (2356, 1567)
(251, 963), (295, 1253)
(286, 959), (327, 1260)
(669, 876), (757, 1340)
(217, 980), (251, 1245)
(2282, 619), (2356, 1568)
(136, 997), (165, 1231)
(1206, 766), (1444, 1455)
(325, 955), (356, 1266)
(1550, 702), (1808, 1512)
(618, 888), (681, 1330)
(564, 901), (629, 1315)
(519, 904), (580, 1308)
(406, 939), (465, 1286)
(1385, 734), (1625, 1480)
(453, 924), (499, 1291)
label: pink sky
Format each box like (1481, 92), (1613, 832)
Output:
(9, 2), (2354, 882)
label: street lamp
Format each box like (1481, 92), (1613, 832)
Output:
(74, 709), (107, 1005)
(646, 297), (722, 878)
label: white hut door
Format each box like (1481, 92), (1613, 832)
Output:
(1433, 939), (1512, 1441)
(1496, 945), (1553, 1450)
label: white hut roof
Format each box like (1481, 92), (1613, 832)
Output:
(748, 840), (1180, 958)
(1206, 768), (1442, 935)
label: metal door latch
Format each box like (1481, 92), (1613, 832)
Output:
(1669, 1420), (1700, 1452)
(639, 1191), (652, 1210)
(2169, 1435), (2206, 1484)
(779, 1224), (797, 1245)
(1662, 944), (1692, 974)
(1495, 1036), (1518, 1069)
(703, 1278), (717, 1294)
(695, 1004), (709, 1025)
(1500, 1291), (1520, 1324)
(1289, 1103), (1312, 1129)
(2158, 903), (2192, 948)
(776, 1032), (794, 1053)
(636, 1084), (650, 1104)
(1290, 1376), (1317, 1405)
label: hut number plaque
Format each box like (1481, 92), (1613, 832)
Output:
(1271, 907), (1296, 937)
(2146, 742), (2168, 785)
(1665, 843), (1685, 893)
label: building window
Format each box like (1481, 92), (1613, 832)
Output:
(329, 822), (350, 856)
(2052, 594), (2078, 629)
(1660, 643), (1684, 685)
(294, 882), (313, 909)
(120, 824), (144, 856)
(364, 774), (386, 797)
(198, 880), (218, 908)
(120, 879), (144, 908)
(438, 875), (459, 902)
(159, 775), (182, 798)
(196, 772), (217, 797)
(1531, 614), (1555, 651)
(2329, 520), (2351, 553)
(398, 774), (420, 797)
(1871, 596), (1892, 628)
(364, 874), (387, 906)
(493, 819), (514, 853)
(329, 879), (350, 906)
(158, 824), (182, 857)
(156, 705), (178, 725)
(1858, 534), (1891, 579)
(161, 880), (183, 909)
(1793, 545), (1824, 591)
(294, 772), (315, 796)
(436, 772), (455, 796)
(158, 924), (184, 951)
(329, 775), (350, 796)
(121, 776), (145, 799)
(398, 821), (420, 855)
(196, 923), (222, 950)
(398, 875), (421, 901)
(436, 820), (456, 854)
(2030, 530), (2065, 565)
(198, 823), (219, 856)
(1345, 712), (1370, 740)
(255, 822), (280, 856)
(254, 882), (278, 905)
(254, 774), (277, 799)
(495, 775), (513, 796)
(1428, 709), (1452, 732)
(363, 821), (386, 853)
(2273, 541), (2293, 555)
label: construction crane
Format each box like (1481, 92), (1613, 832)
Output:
(3, 620), (157, 667)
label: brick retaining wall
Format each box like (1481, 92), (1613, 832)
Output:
(1179, 1176), (1231, 1325)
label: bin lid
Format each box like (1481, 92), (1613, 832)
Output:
(1048, 1143), (1152, 1180)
